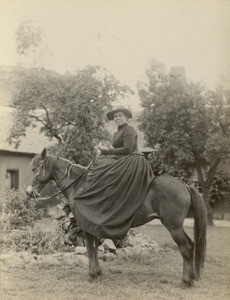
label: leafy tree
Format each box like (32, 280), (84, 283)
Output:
(9, 66), (132, 165)
(16, 20), (44, 55)
(15, 20), (50, 67)
(138, 60), (230, 224)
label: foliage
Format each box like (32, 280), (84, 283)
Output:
(1, 193), (78, 254)
(16, 20), (44, 55)
(56, 200), (85, 247)
(15, 20), (50, 67)
(1, 226), (75, 254)
(204, 87), (230, 162)
(9, 66), (132, 164)
(210, 173), (230, 206)
(138, 60), (230, 213)
(0, 189), (44, 231)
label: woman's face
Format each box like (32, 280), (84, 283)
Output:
(113, 111), (128, 126)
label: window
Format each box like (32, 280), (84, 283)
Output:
(6, 169), (19, 190)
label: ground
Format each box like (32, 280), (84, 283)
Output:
(1, 222), (230, 300)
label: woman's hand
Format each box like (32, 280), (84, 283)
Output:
(95, 149), (102, 156)
(95, 148), (108, 156)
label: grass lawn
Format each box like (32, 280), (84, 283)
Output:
(1, 223), (230, 300)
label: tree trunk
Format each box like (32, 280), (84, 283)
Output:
(203, 157), (220, 225)
(195, 162), (215, 225)
(202, 188), (214, 225)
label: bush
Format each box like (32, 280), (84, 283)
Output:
(0, 191), (85, 254)
(210, 173), (230, 206)
(56, 200), (86, 247)
(1, 226), (75, 254)
(0, 189), (45, 230)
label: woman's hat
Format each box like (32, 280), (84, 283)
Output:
(106, 106), (132, 120)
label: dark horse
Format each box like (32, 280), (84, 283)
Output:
(26, 148), (207, 287)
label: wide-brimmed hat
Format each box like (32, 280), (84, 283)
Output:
(106, 106), (132, 121)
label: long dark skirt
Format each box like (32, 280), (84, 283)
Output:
(74, 154), (154, 239)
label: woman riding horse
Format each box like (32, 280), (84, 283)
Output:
(26, 105), (207, 287)
(74, 105), (155, 239)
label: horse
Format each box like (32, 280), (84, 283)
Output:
(26, 148), (207, 287)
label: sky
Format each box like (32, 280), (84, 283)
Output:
(0, 0), (230, 109)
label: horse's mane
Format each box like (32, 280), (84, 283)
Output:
(57, 156), (87, 171)
(31, 153), (86, 171)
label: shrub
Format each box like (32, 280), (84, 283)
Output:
(56, 200), (86, 247)
(1, 226), (75, 254)
(0, 191), (85, 254)
(0, 189), (45, 230)
(210, 173), (230, 206)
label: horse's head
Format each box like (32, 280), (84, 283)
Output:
(26, 148), (55, 199)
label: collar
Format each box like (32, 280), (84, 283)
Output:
(117, 123), (128, 130)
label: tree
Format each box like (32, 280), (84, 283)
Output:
(138, 60), (230, 224)
(9, 65), (132, 165)
(15, 20), (51, 68)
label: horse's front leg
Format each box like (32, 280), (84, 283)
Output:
(84, 231), (102, 279)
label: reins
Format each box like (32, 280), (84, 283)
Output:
(34, 160), (94, 201)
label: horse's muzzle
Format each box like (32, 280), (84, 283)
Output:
(26, 185), (41, 198)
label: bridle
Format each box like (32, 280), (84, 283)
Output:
(31, 158), (94, 201)
(56, 163), (75, 189)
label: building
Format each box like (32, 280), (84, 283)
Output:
(0, 106), (56, 193)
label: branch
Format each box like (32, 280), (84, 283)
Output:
(41, 103), (51, 123)
(58, 115), (77, 126)
(218, 119), (230, 137)
(29, 111), (62, 143)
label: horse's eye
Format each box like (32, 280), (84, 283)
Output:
(32, 167), (40, 176)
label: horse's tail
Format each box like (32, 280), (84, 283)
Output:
(187, 185), (207, 279)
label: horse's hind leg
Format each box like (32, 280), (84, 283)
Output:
(84, 231), (102, 279)
(163, 222), (195, 287)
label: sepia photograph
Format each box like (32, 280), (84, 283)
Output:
(0, 0), (229, 299)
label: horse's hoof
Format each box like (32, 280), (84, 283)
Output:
(95, 270), (102, 277)
(191, 273), (196, 280)
(88, 271), (102, 281)
(180, 279), (194, 288)
(193, 274), (200, 281)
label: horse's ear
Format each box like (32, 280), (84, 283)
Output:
(41, 148), (47, 160)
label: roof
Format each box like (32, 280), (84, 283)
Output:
(0, 106), (56, 155)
